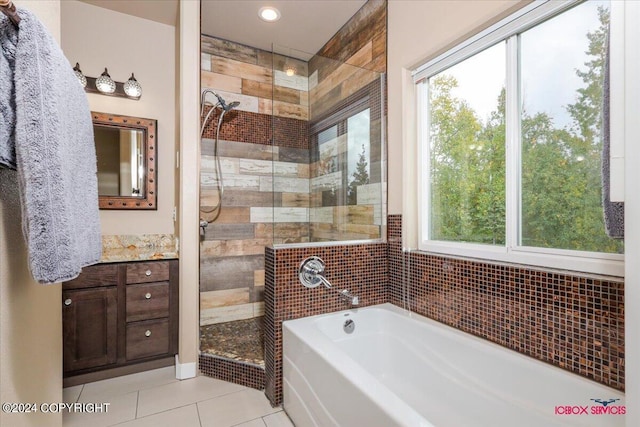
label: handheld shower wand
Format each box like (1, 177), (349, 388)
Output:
(200, 91), (240, 227)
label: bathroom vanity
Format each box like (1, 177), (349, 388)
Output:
(62, 259), (178, 386)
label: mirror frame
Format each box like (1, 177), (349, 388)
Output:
(92, 111), (157, 210)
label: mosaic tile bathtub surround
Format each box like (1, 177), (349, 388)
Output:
(264, 215), (624, 405)
(264, 243), (388, 406)
(387, 214), (403, 306)
(386, 214), (625, 391)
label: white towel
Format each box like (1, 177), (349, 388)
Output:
(1, 9), (102, 283)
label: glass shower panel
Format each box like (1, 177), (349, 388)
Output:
(271, 45), (385, 244)
(346, 108), (371, 206)
(269, 45), (312, 245)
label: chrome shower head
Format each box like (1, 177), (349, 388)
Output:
(200, 89), (240, 113)
(225, 101), (240, 112)
(214, 93), (240, 112)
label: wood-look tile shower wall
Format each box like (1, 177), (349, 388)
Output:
(307, 0), (387, 242)
(200, 36), (311, 325)
(199, 0), (387, 325)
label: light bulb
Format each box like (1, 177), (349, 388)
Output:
(95, 68), (116, 94)
(124, 73), (142, 98)
(73, 62), (87, 88)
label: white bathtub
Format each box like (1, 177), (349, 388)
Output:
(283, 303), (625, 427)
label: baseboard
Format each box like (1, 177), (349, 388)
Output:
(63, 357), (175, 388)
(175, 355), (197, 379)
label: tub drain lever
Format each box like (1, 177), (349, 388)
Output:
(343, 319), (355, 334)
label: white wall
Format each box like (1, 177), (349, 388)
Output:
(0, 3), (63, 426)
(387, 0), (528, 220)
(176, 0), (200, 377)
(61, 0), (176, 236)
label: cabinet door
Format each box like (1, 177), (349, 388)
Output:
(63, 287), (118, 373)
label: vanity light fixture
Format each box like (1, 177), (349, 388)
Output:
(259, 6), (280, 22)
(95, 68), (116, 94)
(75, 64), (142, 100)
(123, 73), (143, 98)
(73, 63), (87, 88)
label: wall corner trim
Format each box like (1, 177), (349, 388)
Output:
(175, 355), (197, 380)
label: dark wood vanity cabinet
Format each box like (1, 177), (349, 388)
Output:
(62, 286), (118, 372)
(63, 260), (178, 385)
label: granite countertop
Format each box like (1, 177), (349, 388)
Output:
(100, 247), (179, 263)
(100, 234), (179, 263)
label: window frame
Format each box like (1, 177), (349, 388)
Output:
(310, 96), (371, 207)
(414, 0), (624, 277)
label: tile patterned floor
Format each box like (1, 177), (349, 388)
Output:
(63, 367), (294, 427)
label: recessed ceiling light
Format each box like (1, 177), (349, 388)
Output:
(285, 65), (296, 77)
(259, 6), (281, 22)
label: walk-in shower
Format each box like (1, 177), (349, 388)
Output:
(200, 89), (239, 225)
(198, 37), (386, 389)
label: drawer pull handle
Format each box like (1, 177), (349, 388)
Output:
(145, 270), (152, 276)
(64, 298), (72, 306)
(145, 292), (152, 299)
(145, 330), (152, 337)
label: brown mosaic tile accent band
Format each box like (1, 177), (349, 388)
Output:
(201, 108), (309, 150)
(387, 214), (403, 306)
(264, 243), (388, 406)
(264, 247), (277, 404)
(274, 116), (309, 150)
(199, 353), (265, 390)
(405, 252), (624, 390)
(389, 215), (625, 391)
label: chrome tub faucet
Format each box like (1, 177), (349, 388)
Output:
(340, 289), (359, 306)
(298, 256), (359, 307)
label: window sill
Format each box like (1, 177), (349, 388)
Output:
(416, 241), (624, 278)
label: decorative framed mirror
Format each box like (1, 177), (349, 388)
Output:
(92, 112), (157, 210)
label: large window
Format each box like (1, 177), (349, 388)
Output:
(428, 42), (506, 245)
(416, 0), (624, 275)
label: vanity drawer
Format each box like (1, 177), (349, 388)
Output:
(126, 282), (170, 322)
(126, 262), (169, 284)
(126, 319), (169, 360)
(64, 264), (119, 290)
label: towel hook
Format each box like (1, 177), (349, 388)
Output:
(0, 0), (20, 28)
